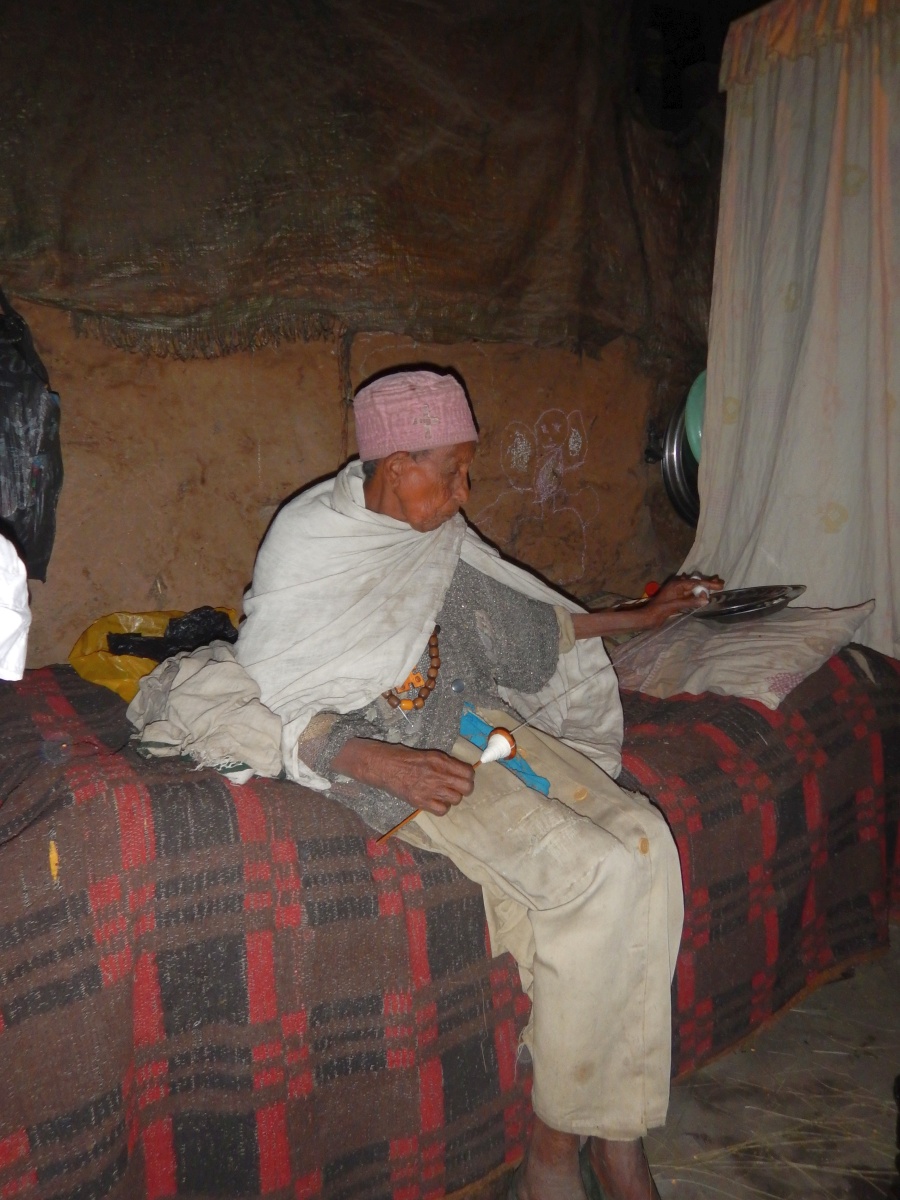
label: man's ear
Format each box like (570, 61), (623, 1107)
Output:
(382, 451), (411, 491)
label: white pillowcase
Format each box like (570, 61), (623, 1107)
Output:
(610, 601), (875, 709)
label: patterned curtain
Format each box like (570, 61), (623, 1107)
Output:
(684, 0), (899, 658)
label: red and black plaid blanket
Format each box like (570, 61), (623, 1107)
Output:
(1, 649), (898, 1200)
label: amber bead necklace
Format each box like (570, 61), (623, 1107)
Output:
(383, 626), (441, 711)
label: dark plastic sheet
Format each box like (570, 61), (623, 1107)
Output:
(0, 1), (719, 365)
(0, 291), (62, 580)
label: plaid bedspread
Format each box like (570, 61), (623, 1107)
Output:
(1, 648), (897, 1200)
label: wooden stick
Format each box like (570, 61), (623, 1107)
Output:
(375, 808), (421, 843)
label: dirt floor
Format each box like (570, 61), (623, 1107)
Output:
(648, 929), (900, 1199)
(19, 303), (694, 667)
(473, 935), (900, 1200)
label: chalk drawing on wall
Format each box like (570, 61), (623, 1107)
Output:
(473, 409), (600, 584)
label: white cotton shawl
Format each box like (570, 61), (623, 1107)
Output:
(236, 462), (623, 789)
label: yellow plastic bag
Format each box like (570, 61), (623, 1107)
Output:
(68, 609), (238, 703)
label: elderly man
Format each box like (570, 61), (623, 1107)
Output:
(236, 369), (719, 1200)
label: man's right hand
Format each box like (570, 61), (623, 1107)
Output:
(329, 738), (475, 816)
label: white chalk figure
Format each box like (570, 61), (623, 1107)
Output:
(474, 409), (600, 584)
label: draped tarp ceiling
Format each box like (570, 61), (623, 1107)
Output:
(0, 0), (720, 362)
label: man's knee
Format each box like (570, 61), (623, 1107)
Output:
(623, 792), (678, 862)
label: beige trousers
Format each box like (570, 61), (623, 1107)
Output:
(398, 711), (684, 1140)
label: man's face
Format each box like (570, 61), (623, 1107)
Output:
(387, 442), (476, 532)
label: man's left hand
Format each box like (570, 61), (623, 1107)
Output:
(643, 574), (724, 627)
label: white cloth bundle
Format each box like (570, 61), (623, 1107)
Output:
(126, 642), (284, 781)
(236, 462), (623, 789)
(0, 534), (30, 680)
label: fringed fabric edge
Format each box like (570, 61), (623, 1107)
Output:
(69, 302), (341, 360)
(720, 0), (895, 91)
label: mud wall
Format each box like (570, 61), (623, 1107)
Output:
(20, 302), (693, 667)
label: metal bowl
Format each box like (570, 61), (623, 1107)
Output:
(661, 399), (699, 526)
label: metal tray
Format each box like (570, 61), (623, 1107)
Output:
(691, 585), (807, 623)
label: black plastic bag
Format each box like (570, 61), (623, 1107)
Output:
(106, 606), (239, 661)
(0, 288), (63, 580)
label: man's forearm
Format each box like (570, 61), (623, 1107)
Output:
(570, 607), (657, 638)
(330, 736), (390, 789)
(330, 737), (475, 816)
(571, 575), (724, 639)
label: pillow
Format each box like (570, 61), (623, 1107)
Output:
(609, 601), (875, 709)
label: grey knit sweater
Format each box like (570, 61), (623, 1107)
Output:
(296, 559), (562, 833)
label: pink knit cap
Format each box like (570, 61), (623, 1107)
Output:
(353, 370), (479, 461)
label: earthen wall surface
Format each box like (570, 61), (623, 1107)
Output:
(19, 303), (692, 666)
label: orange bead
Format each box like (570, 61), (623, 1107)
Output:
(400, 699), (414, 711)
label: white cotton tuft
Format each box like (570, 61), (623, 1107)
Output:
(479, 728), (517, 765)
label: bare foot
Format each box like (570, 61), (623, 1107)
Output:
(587, 1138), (660, 1200)
(514, 1117), (587, 1200)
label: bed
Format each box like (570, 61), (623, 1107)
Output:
(1, 648), (898, 1200)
